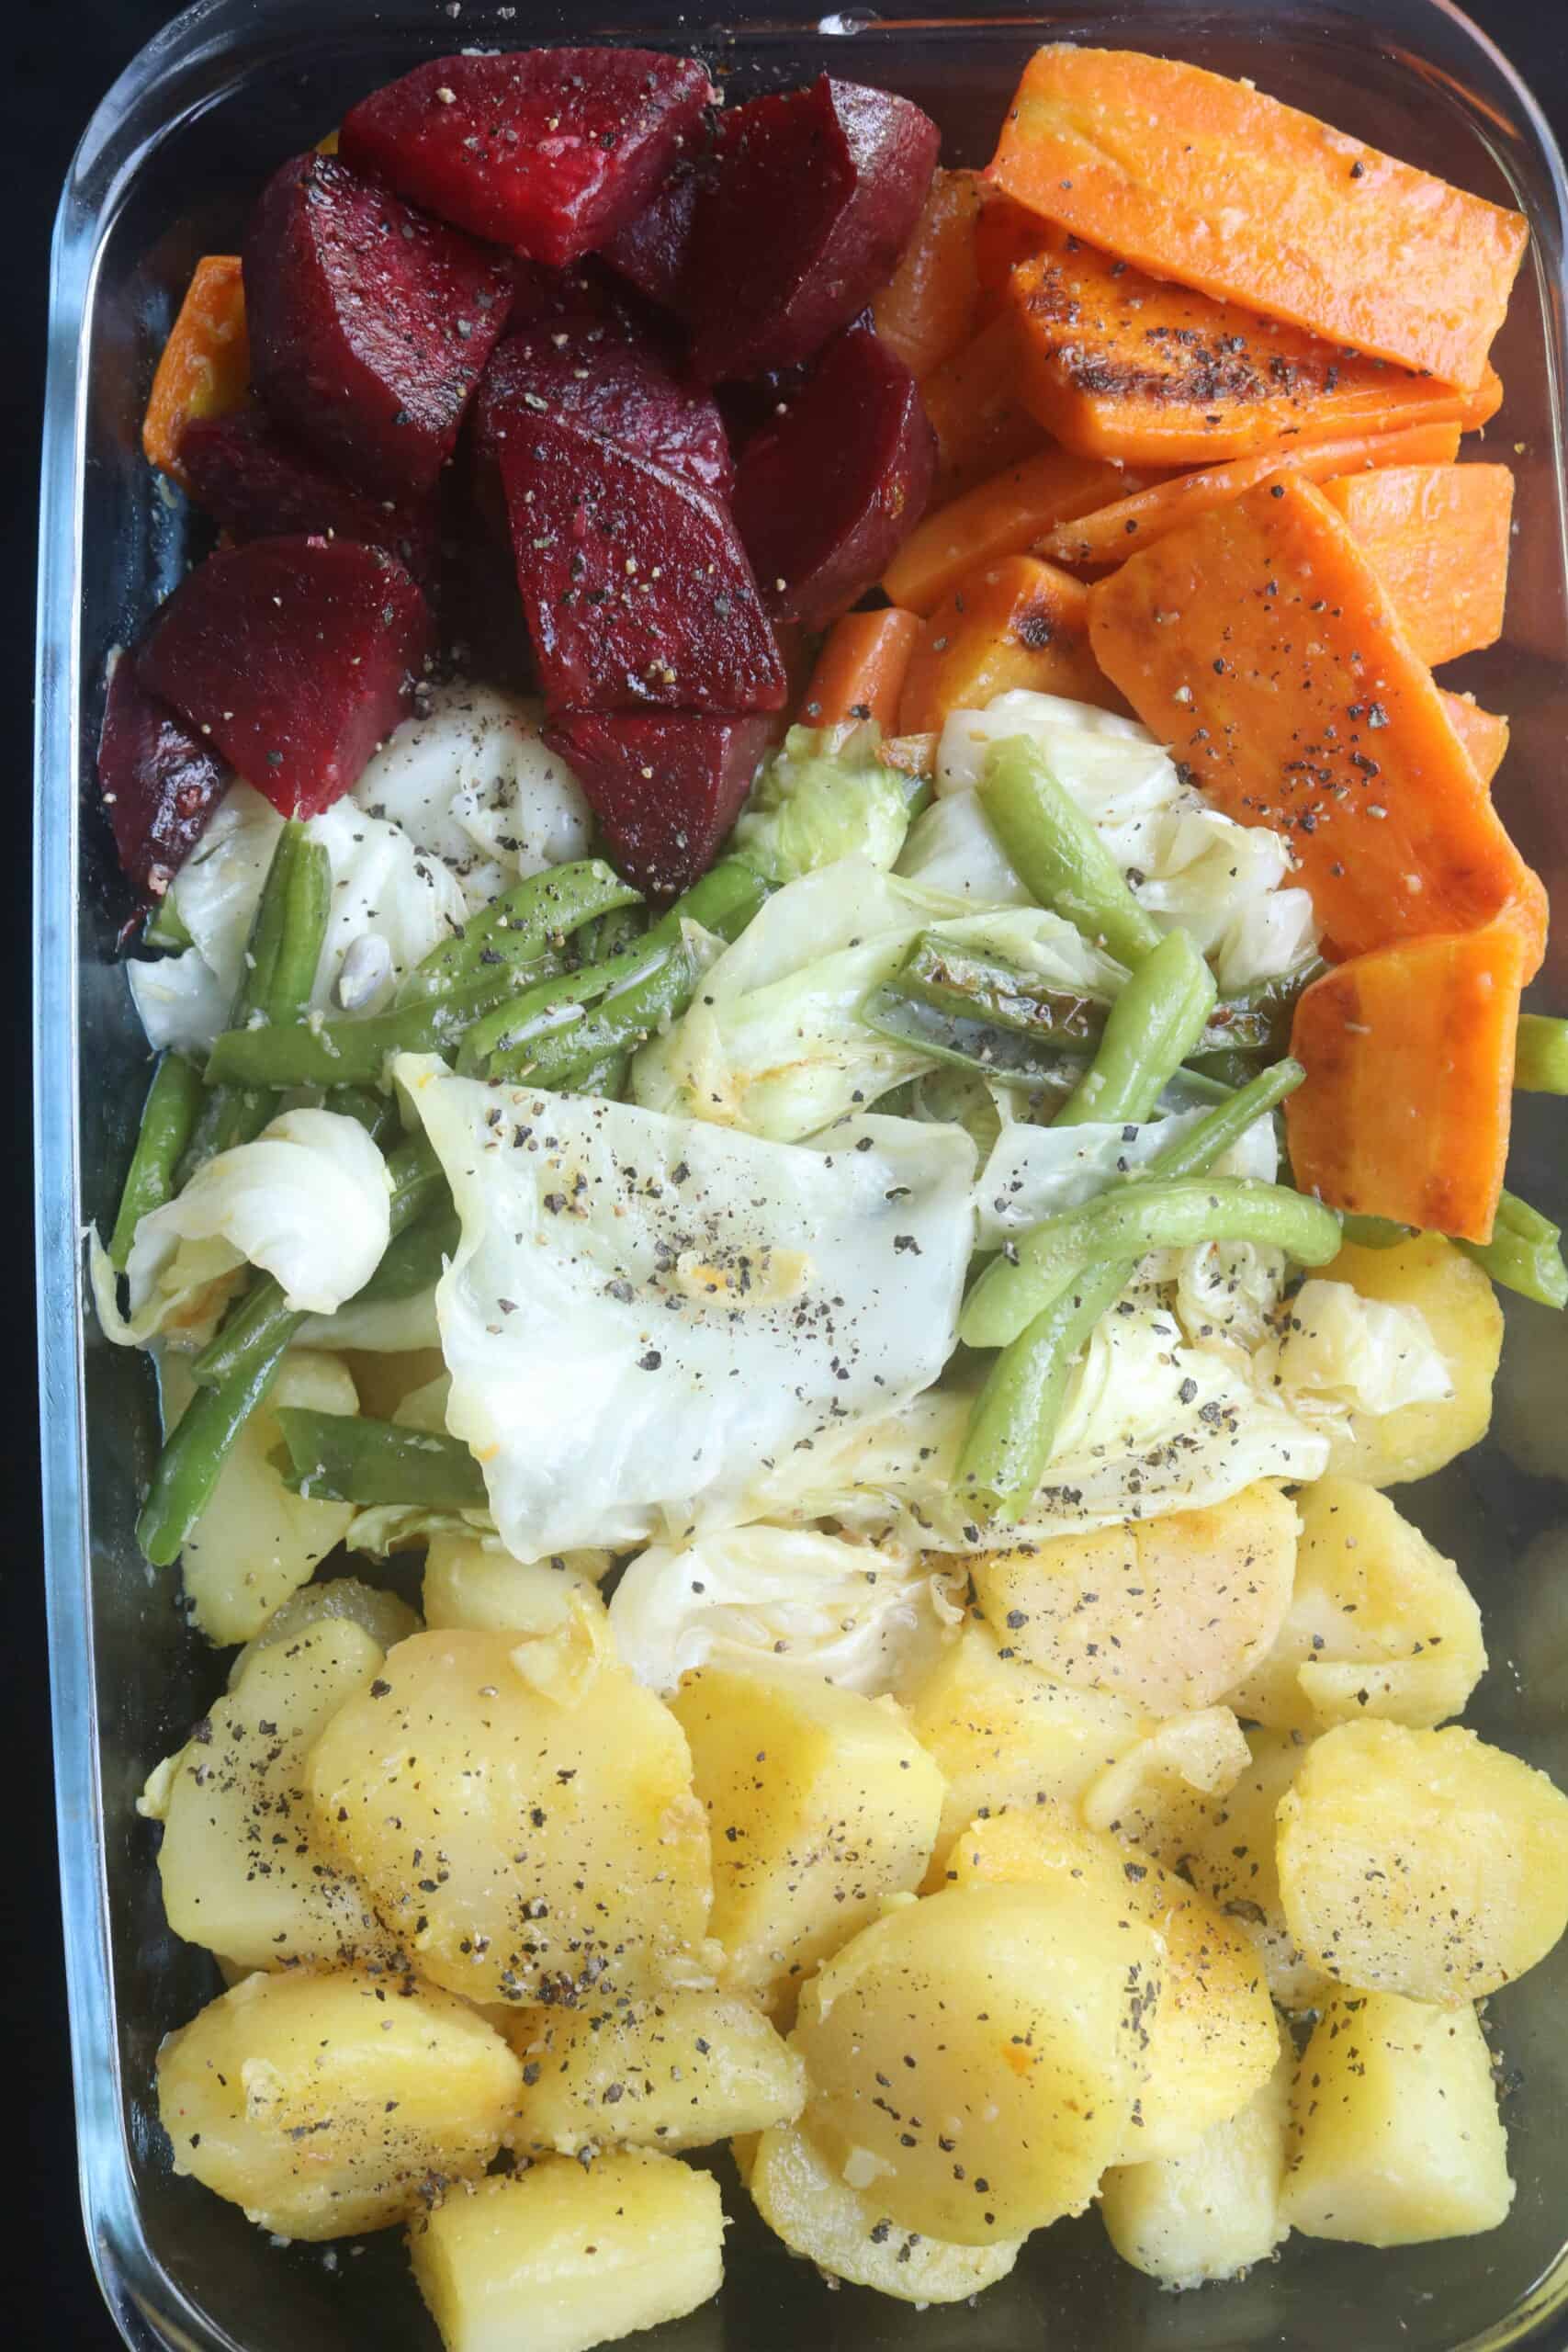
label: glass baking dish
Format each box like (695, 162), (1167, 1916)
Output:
(33, 1), (1568, 2346)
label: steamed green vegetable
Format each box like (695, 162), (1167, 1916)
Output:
(137, 1331), (292, 1568)
(980, 735), (1162, 967)
(732, 724), (914, 884)
(273, 1408), (491, 1510)
(955, 1261), (1132, 1521)
(1515, 1014), (1568, 1095)
(1054, 928), (1217, 1128)
(107, 1053), (204, 1272)
(1458, 1189), (1568, 1309)
(394, 858), (637, 1004)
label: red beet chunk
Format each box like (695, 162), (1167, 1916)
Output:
(498, 413), (784, 716)
(733, 324), (935, 628)
(544, 710), (774, 897)
(339, 50), (714, 268)
(178, 411), (439, 581)
(475, 311), (732, 501)
(136, 537), (433, 820)
(685, 78), (939, 383)
(97, 657), (228, 900)
(244, 153), (513, 500)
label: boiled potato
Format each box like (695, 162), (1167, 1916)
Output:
(147, 1619), (388, 1971)
(1183, 1729), (1330, 2013)
(309, 1629), (714, 2006)
(157, 1965), (522, 2238)
(340, 1345), (448, 1421)
(791, 1880), (1156, 2244)
(1224, 1477), (1485, 1732)
(423, 1533), (609, 1639)
(408, 2147), (723, 2352)
(1316, 1237), (1501, 1487)
(1278, 1720), (1568, 2004)
(1283, 1990), (1513, 2245)
(1081, 1706), (1249, 1865)
(507, 1990), (805, 2154)
(904, 1619), (1148, 1879)
(226, 1574), (421, 1689)
(1101, 2050), (1292, 2288)
(669, 1665), (944, 2012)
(970, 1485), (1297, 1714)
(164, 1351), (360, 1645)
(747, 2119), (1022, 2301)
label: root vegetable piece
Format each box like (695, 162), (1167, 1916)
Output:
(340, 50), (715, 267)
(243, 153), (513, 500)
(541, 711), (773, 898)
(897, 552), (1123, 733)
(884, 444), (1166, 616)
(1441, 691), (1509, 786)
(1086, 475), (1548, 972)
(177, 409), (438, 578)
(732, 324), (936, 629)
(988, 47), (1528, 388)
(96, 653), (227, 899)
(972, 190), (1053, 311)
(506, 1989), (806, 2155)
(747, 2120), (1023, 2301)
(1100, 2053), (1292, 2287)
(497, 413), (784, 715)
(1080, 1707), (1251, 1869)
(920, 312), (1044, 503)
(142, 254), (253, 489)
(474, 311), (733, 502)
(870, 166), (988, 379)
(136, 536), (430, 819)
(1184, 1727), (1332, 2014)
(1314, 1234), (1503, 1489)
(600, 152), (708, 315)
(1320, 463), (1514, 668)
(799, 607), (923, 730)
(686, 76), (940, 383)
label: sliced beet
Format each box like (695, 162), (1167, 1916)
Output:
(475, 310), (733, 503)
(498, 413), (784, 717)
(339, 50), (714, 268)
(599, 127), (716, 314)
(178, 411), (439, 581)
(243, 153), (513, 500)
(97, 656), (229, 900)
(685, 77), (940, 383)
(136, 536), (433, 820)
(544, 710), (774, 898)
(732, 323), (936, 628)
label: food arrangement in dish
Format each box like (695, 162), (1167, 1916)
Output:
(90, 35), (1568, 2351)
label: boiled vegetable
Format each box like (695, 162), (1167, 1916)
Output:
(1516, 1013), (1568, 1093)
(883, 442), (1163, 615)
(96, 656), (228, 901)
(979, 732), (1160, 966)
(178, 410), (438, 578)
(897, 554), (1122, 734)
(799, 608), (923, 731)
(141, 254), (252, 488)
(919, 312), (1044, 502)
(1321, 463), (1514, 668)
(870, 165), (989, 379)
(541, 712), (776, 899)
(1440, 691), (1510, 786)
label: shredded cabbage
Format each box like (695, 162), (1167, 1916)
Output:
(1253, 1279), (1454, 1434)
(732, 723), (912, 883)
(974, 1103), (1277, 1244)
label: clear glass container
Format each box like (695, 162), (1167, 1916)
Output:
(32, 3), (1568, 2346)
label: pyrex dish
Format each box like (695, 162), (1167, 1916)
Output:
(33, 3), (1568, 2347)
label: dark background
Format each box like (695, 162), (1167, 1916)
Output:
(8, 0), (1568, 2339)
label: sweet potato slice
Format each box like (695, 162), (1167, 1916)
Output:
(136, 536), (432, 820)
(972, 191), (1053, 311)
(1038, 420), (1464, 573)
(989, 47), (1528, 388)
(732, 323), (935, 629)
(1286, 922), (1525, 1242)
(543, 711), (774, 899)
(142, 256), (253, 490)
(921, 313), (1046, 504)
(1439, 692), (1509, 788)
(883, 444), (1167, 616)
(800, 609), (923, 731)
(177, 411), (438, 579)
(1009, 232), (1505, 468)
(243, 153), (513, 499)
(473, 310), (733, 504)
(97, 656), (229, 899)
(898, 554), (1123, 735)
(1086, 475), (1546, 974)
(339, 50), (715, 266)
(871, 168), (988, 380)
(1320, 465), (1514, 669)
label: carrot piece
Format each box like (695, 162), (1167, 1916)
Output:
(1008, 232), (1504, 468)
(972, 190), (1053, 312)
(883, 444), (1168, 616)
(1085, 475), (1546, 975)
(872, 169), (989, 381)
(142, 256), (253, 489)
(799, 609), (924, 731)
(1038, 419), (1464, 573)
(1320, 464), (1514, 669)
(897, 554), (1125, 735)
(920, 314), (1046, 503)
(1439, 691), (1509, 788)
(988, 47), (1528, 389)
(1285, 921), (1525, 1242)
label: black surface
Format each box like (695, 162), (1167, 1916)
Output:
(11, 1), (1568, 2343)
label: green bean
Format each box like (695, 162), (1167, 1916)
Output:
(570, 1052), (631, 1101)
(207, 961), (552, 1091)
(1054, 929), (1218, 1129)
(493, 937), (700, 1089)
(137, 1330), (291, 1567)
(1515, 1014), (1568, 1095)
(457, 936), (660, 1076)
(328, 1085), (402, 1148)
(1458, 1189), (1568, 1309)
(1338, 1213), (1416, 1250)
(954, 1261), (1132, 1521)
(886, 935), (1104, 1046)
(1184, 1047), (1260, 1093)
(107, 1054), (204, 1271)
(1139, 1058), (1305, 1184)
(573, 900), (647, 970)
(396, 859), (637, 1004)
(979, 736), (1163, 967)
(347, 1200), (462, 1306)
(860, 986), (1088, 1094)
(272, 1409), (490, 1510)
(670, 857), (772, 944)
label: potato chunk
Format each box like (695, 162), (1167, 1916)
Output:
(669, 1665), (943, 2012)
(1224, 1477), (1484, 1731)
(1183, 1728), (1330, 2013)
(1283, 1991), (1513, 2245)
(309, 1629), (713, 2005)
(747, 2120), (1022, 2301)
(791, 1880), (1156, 2244)
(157, 1966), (522, 2238)
(1278, 1720), (1568, 2003)
(1080, 1705), (1249, 1866)
(423, 1533), (609, 1638)
(971, 1485), (1297, 1713)
(1317, 1236), (1501, 1487)
(508, 1990), (805, 2154)
(409, 2149), (723, 2352)
(225, 1574), (422, 1690)
(1101, 2052), (1292, 2288)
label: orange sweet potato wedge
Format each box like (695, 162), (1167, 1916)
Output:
(1320, 464), (1514, 669)
(1086, 475), (1546, 975)
(872, 168), (989, 381)
(799, 608), (924, 731)
(142, 256), (253, 488)
(1038, 419), (1464, 573)
(972, 188), (1053, 311)
(989, 47), (1528, 389)
(921, 313), (1047, 503)
(1286, 921), (1525, 1243)
(1439, 691), (1509, 787)
(898, 553), (1126, 734)
(883, 443), (1169, 616)
(1008, 231), (1504, 467)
